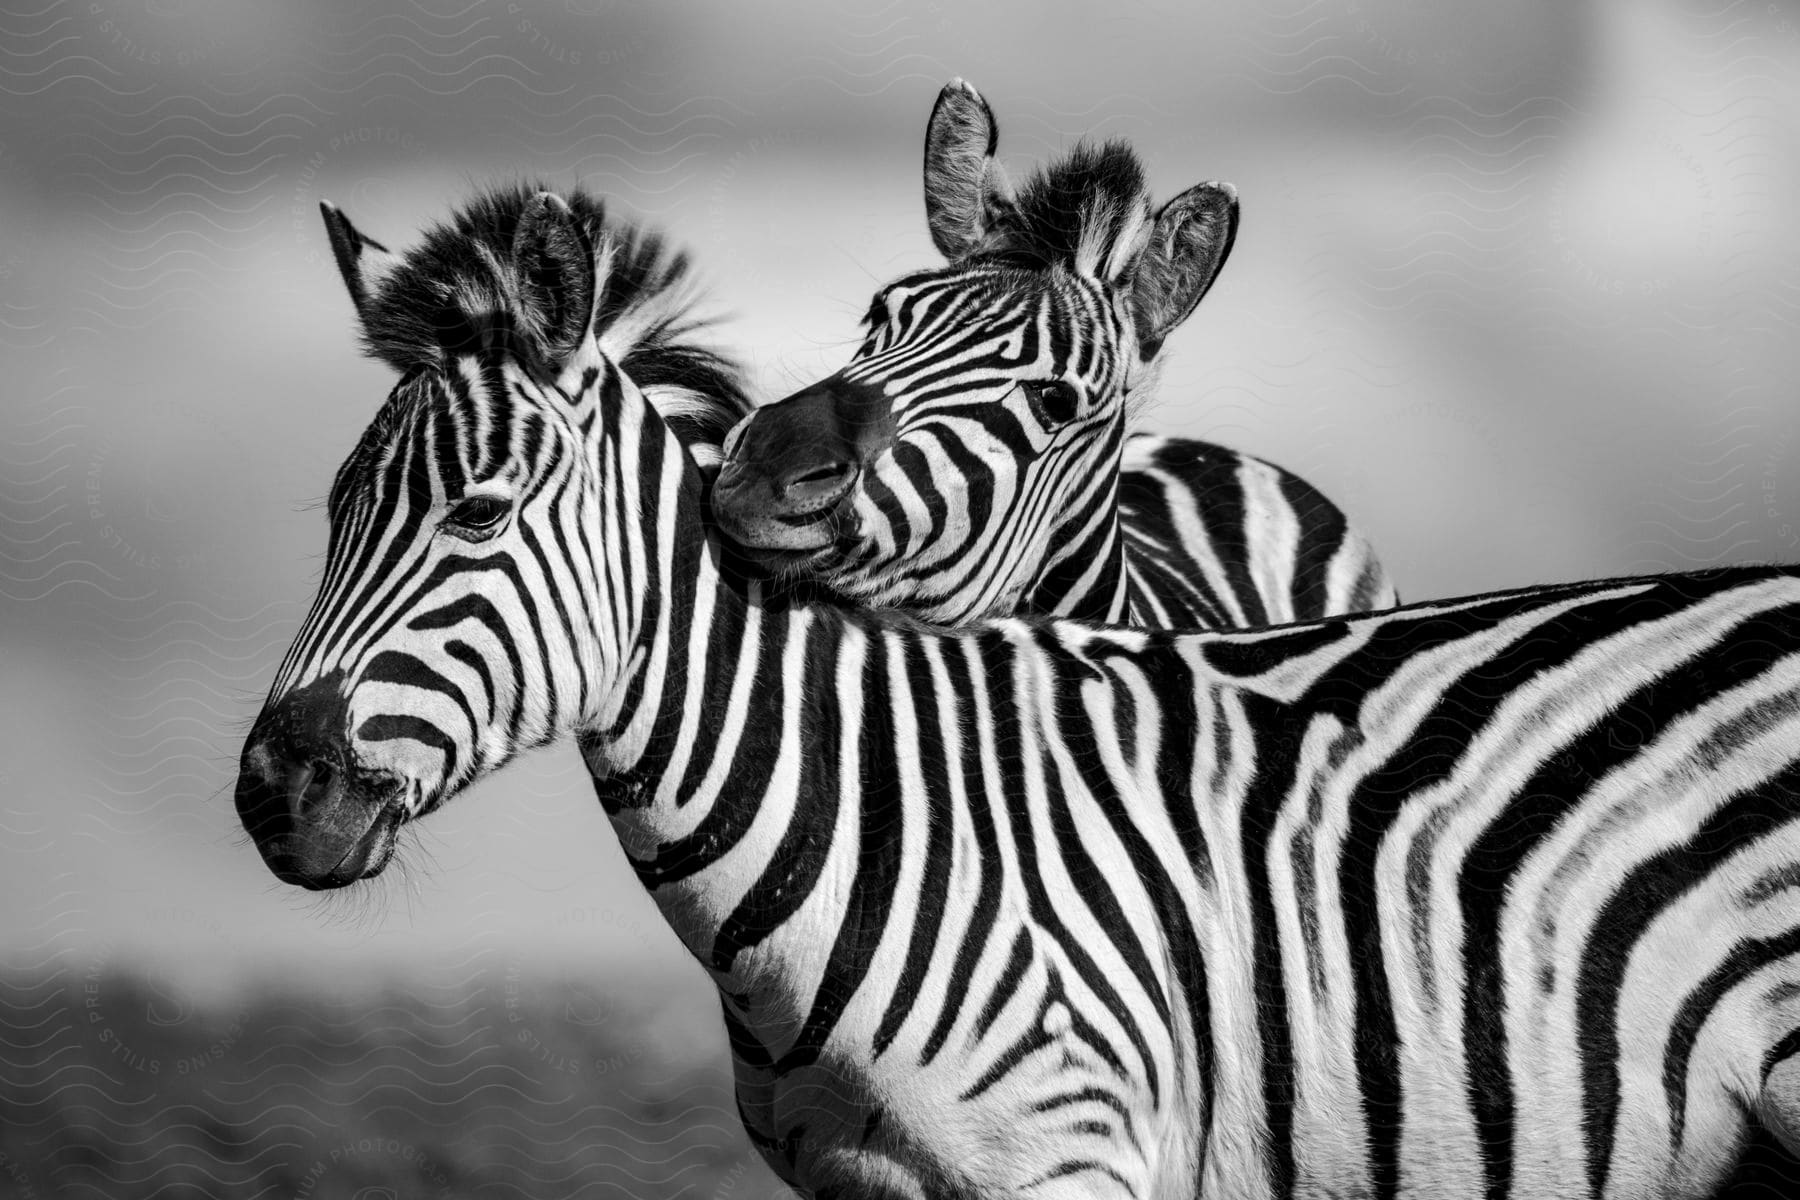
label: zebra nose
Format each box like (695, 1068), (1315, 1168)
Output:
(775, 460), (855, 511)
(235, 743), (346, 846)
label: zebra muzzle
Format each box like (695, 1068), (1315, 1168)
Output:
(235, 731), (406, 891)
(714, 378), (892, 552)
(712, 457), (856, 551)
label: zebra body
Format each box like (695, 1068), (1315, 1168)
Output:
(713, 80), (1394, 628)
(687, 568), (1800, 1200)
(1118, 432), (1390, 628)
(237, 188), (1800, 1199)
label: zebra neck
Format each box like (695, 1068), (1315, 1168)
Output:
(577, 376), (733, 788)
(1019, 444), (1130, 622)
(572, 379), (807, 975)
(582, 564), (881, 1004)
(1023, 511), (1131, 622)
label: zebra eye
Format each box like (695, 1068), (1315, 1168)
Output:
(1021, 379), (1081, 427)
(444, 495), (508, 538)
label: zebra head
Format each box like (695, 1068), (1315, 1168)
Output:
(236, 188), (733, 889)
(714, 79), (1237, 622)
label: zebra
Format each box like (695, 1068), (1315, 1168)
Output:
(712, 80), (1395, 629)
(238, 185), (1800, 1200)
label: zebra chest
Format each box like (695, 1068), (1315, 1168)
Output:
(715, 921), (1189, 1200)
(726, 1036), (1154, 1200)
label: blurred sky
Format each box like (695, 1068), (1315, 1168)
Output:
(4, 0), (1800, 989)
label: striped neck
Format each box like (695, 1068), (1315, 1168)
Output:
(1016, 424), (1131, 623)
(570, 360), (809, 977)
(576, 413), (856, 993)
(575, 364), (733, 785)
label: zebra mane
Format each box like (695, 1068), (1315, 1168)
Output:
(352, 182), (752, 459)
(967, 141), (1164, 422)
(977, 139), (1155, 278)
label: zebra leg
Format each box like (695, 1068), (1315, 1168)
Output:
(1757, 1035), (1800, 1157)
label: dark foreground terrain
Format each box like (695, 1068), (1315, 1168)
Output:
(2, 965), (1796, 1198)
(0, 963), (791, 1199)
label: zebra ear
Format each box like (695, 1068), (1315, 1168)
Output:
(923, 79), (1015, 261)
(320, 201), (402, 324)
(511, 191), (597, 368)
(1127, 182), (1238, 359)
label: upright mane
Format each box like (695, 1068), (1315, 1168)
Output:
(349, 182), (752, 460)
(976, 139), (1154, 275)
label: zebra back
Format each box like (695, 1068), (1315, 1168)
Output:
(1120, 433), (1397, 628)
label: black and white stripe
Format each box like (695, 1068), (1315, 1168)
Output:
(239, 186), (1800, 1199)
(1118, 433), (1392, 627)
(712, 79), (1395, 629)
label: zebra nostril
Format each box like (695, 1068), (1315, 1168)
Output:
(777, 461), (854, 508)
(292, 757), (337, 817)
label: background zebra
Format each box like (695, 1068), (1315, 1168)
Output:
(239, 185), (1800, 1199)
(712, 80), (1395, 629)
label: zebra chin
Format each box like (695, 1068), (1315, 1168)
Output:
(711, 499), (843, 557)
(713, 510), (848, 580)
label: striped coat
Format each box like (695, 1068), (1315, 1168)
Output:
(238, 186), (1800, 1200)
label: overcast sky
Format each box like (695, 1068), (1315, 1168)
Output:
(4, 0), (1800, 988)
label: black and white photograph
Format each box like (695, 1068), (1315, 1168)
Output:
(5, 2), (1800, 1197)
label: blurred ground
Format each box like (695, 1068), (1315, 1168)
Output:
(3, 969), (1795, 1198)
(1, 968), (792, 1199)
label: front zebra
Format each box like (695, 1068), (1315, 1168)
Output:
(239, 186), (1800, 1200)
(712, 80), (1394, 628)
